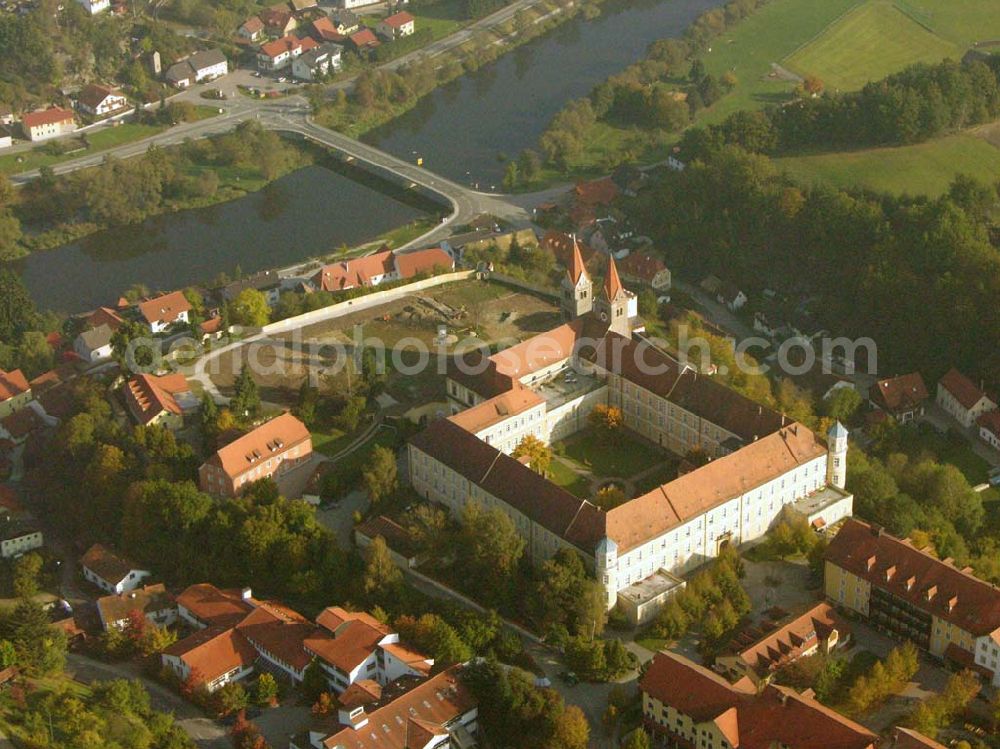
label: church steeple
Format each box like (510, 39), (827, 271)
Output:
(595, 254), (631, 337)
(603, 254), (625, 303)
(560, 234), (592, 320)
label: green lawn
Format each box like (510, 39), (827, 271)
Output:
(775, 133), (1000, 196)
(411, 0), (465, 40)
(784, 1), (958, 92)
(554, 428), (666, 479)
(895, 425), (992, 485)
(0, 122), (167, 175)
(311, 426), (353, 457)
(547, 457), (592, 497)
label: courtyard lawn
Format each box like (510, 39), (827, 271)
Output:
(784, 1), (958, 92)
(555, 428), (666, 480)
(774, 133), (1000, 196)
(430, 279), (512, 309)
(547, 457), (592, 498)
(897, 425), (992, 485)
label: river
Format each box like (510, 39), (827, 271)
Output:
(26, 0), (717, 311)
(18, 164), (433, 313)
(364, 0), (719, 186)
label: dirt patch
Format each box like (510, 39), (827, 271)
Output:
(972, 120), (1000, 149)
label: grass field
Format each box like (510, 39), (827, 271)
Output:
(0, 122), (167, 175)
(554, 429), (665, 480)
(784, 1), (958, 91)
(774, 132), (1000, 196)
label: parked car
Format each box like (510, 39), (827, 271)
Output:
(557, 670), (578, 686)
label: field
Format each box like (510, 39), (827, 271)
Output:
(774, 132), (1000, 196)
(0, 122), (167, 175)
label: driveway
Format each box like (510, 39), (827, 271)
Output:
(315, 489), (370, 549)
(65, 653), (228, 748)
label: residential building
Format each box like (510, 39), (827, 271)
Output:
(138, 290), (191, 333)
(0, 518), (42, 559)
(936, 367), (996, 428)
(166, 589), (431, 694)
(0, 406), (44, 446)
(887, 727), (948, 749)
(312, 9), (359, 40)
(97, 583), (177, 631)
(339, 0), (401, 10)
(349, 28), (380, 54)
(617, 251), (671, 291)
(870, 372), (928, 423)
(0, 106), (13, 127)
(217, 270), (285, 307)
(164, 50), (229, 88)
(824, 518), (1000, 687)
(198, 412), (313, 497)
(74, 324), (117, 362)
(258, 35), (317, 71)
(700, 274), (747, 312)
(80, 543), (151, 594)
(979, 410), (1000, 450)
(0, 369), (31, 419)
(289, 0), (317, 11)
(77, 84), (127, 117)
(640, 650), (877, 749)
(716, 602), (851, 686)
(124, 373), (197, 428)
(0, 127), (12, 150)
(292, 42), (343, 81)
(312, 246), (453, 292)
(21, 107), (76, 142)
(412, 255), (853, 622)
(259, 5), (299, 36)
(377, 11), (415, 39)
(238, 16), (265, 42)
(76, 0), (110, 14)
(290, 665), (477, 749)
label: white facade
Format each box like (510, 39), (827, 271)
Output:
(80, 92), (128, 117)
(982, 424), (1000, 450)
(162, 651), (253, 693)
(470, 401), (547, 455)
(975, 634), (1000, 688)
(1, 528), (43, 559)
(148, 310), (188, 335)
(83, 565), (151, 595)
(291, 46), (342, 81)
(937, 381), (996, 429)
(305, 631), (430, 693)
(76, 0), (110, 13)
(0, 131), (11, 150)
(24, 115), (76, 142)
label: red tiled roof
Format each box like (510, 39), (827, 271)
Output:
(0, 407), (42, 440)
(314, 249), (394, 292)
(241, 16), (264, 32)
(22, 107), (75, 129)
(204, 412), (310, 480)
(97, 583), (174, 627)
(138, 291), (191, 327)
(447, 386), (544, 434)
(891, 727), (948, 749)
(312, 16), (346, 41)
(125, 373), (191, 425)
(236, 602), (314, 672)
(176, 583), (255, 628)
(489, 318), (590, 379)
(541, 230), (599, 272)
(349, 28), (379, 47)
(393, 247), (453, 279)
(734, 602), (850, 677)
(871, 372), (928, 413)
(318, 666), (475, 749)
(617, 251), (667, 283)
(164, 626), (258, 684)
(305, 617), (387, 673)
(825, 519), (1000, 637)
(316, 606), (389, 635)
(260, 34), (304, 58)
(86, 306), (125, 331)
(939, 367), (992, 411)
(979, 409), (1000, 438)
(338, 679), (382, 709)
(0, 369), (29, 402)
(383, 10), (414, 27)
(0, 486), (23, 513)
(641, 651), (876, 749)
(200, 317), (223, 335)
(566, 236), (588, 286)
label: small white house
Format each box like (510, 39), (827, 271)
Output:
(138, 291), (191, 334)
(0, 520), (43, 559)
(165, 50), (229, 88)
(340, 0), (405, 9)
(936, 367), (996, 429)
(97, 583), (177, 631)
(78, 84), (128, 117)
(376, 11), (415, 39)
(291, 43), (343, 81)
(0, 128), (11, 150)
(81, 543), (151, 594)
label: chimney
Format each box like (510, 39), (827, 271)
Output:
(241, 587), (253, 601)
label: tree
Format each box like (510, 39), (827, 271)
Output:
(595, 485), (627, 510)
(311, 691), (335, 715)
(10, 598), (67, 675)
(362, 446), (397, 504)
(0, 268), (37, 344)
(552, 705), (589, 749)
(362, 536), (403, 600)
(302, 659), (328, 702)
(512, 435), (552, 475)
(0, 210), (22, 261)
(230, 367), (261, 420)
(214, 682), (249, 716)
(824, 387), (862, 423)
(802, 74), (824, 95)
(460, 501), (525, 604)
(12, 552), (43, 599)
(621, 729), (652, 749)
(502, 161), (520, 191)
(228, 289), (270, 328)
(255, 673), (278, 707)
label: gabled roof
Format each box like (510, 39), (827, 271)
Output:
(125, 373), (192, 425)
(393, 247), (453, 279)
(382, 10), (414, 27)
(97, 583), (174, 626)
(871, 372), (928, 413)
(338, 679), (382, 709)
(236, 602), (314, 672)
(22, 107), (75, 128)
(447, 385), (544, 434)
(138, 291), (191, 326)
(203, 412), (310, 479)
(349, 28), (379, 48)
(825, 519), (1000, 637)
(240, 16), (265, 33)
(734, 602), (850, 676)
(188, 49), (228, 71)
(77, 324), (115, 352)
(304, 616), (388, 673)
(163, 626), (258, 684)
(542, 230), (599, 272)
(0, 369), (29, 402)
(573, 177), (619, 206)
(81, 543), (146, 586)
(314, 249), (395, 291)
(979, 409), (1000, 437)
(85, 306), (125, 331)
(890, 727), (948, 749)
(938, 367), (993, 410)
(488, 318), (593, 379)
(79, 84), (122, 110)
(617, 251), (667, 283)
(312, 16), (347, 41)
(260, 34), (304, 58)
(176, 583), (256, 627)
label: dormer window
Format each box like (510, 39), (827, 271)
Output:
(906, 576), (916, 591)
(926, 585), (937, 601)
(866, 555), (876, 571)
(885, 565), (896, 582)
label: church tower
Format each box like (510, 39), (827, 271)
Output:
(561, 236), (592, 320)
(595, 254), (631, 337)
(827, 421), (848, 489)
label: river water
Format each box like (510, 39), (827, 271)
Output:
(25, 0), (717, 311)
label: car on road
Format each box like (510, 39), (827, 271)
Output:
(534, 676), (552, 688)
(557, 670), (578, 686)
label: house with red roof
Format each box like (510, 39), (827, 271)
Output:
(238, 15), (265, 42)
(979, 409), (1000, 450)
(311, 246), (453, 293)
(617, 251), (671, 291)
(936, 367), (996, 429)
(258, 34), (316, 71)
(21, 107), (76, 142)
(641, 650), (877, 749)
(869, 372), (928, 424)
(77, 84), (127, 117)
(377, 11), (415, 39)
(349, 27), (380, 54)
(198, 412), (313, 497)
(258, 5), (299, 36)
(124, 373), (197, 429)
(825, 518), (1000, 687)
(138, 290), (192, 333)
(0, 369), (31, 420)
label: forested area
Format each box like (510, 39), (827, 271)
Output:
(681, 56), (1000, 158)
(0, 0), (197, 106)
(1, 122), (308, 260)
(627, 145), (1000, 379)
